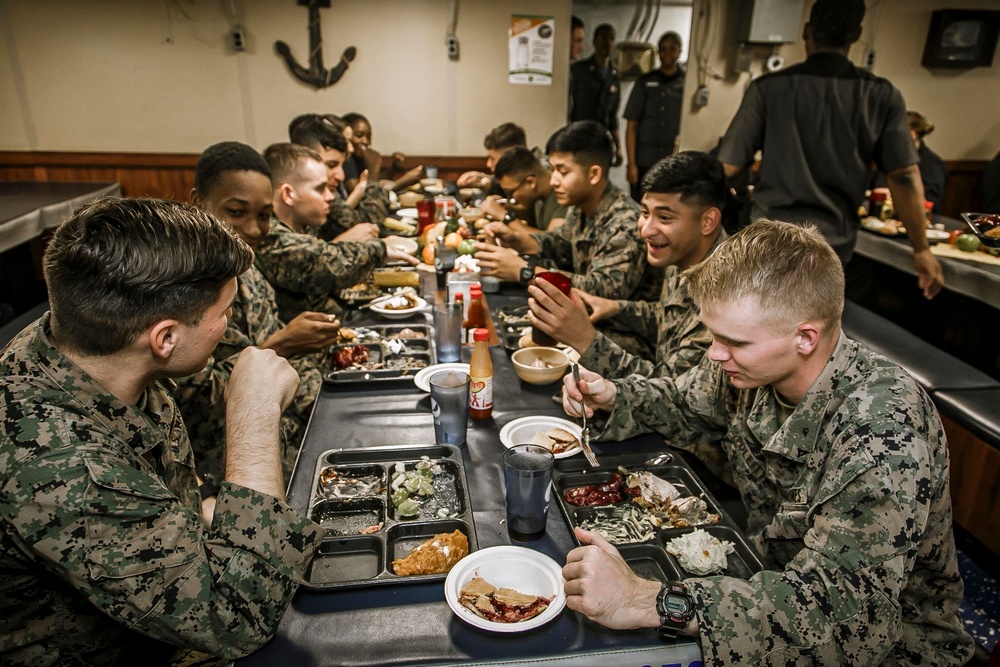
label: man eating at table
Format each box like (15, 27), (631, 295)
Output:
(175, 141), (339, 480)
(476, 120), (663, 354)
(0, 197), (324, 666)
(482, 146), (568, 233)
(255, 142), (417, 322)
(560, 219), (974, 665)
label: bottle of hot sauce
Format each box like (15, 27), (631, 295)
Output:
(468, 328), (493, 420)
(463, 284), (486, 344)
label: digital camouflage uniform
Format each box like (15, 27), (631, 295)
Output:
(254, 218), (387, 322)
(533, 182), (664, 356)
(317, 184), (390, 242)
(0, 315), (324, 666)
(173, 265), (323, 480)
(596, 333), (974, 665)
(579, 232), (729, 483)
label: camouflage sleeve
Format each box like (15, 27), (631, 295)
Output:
(579, 331), (657, 379)
(259, 236), (386, 296)
(318, 197), (361, 242)
(685, 425), (934, 666)
(568, 217), (646, 300)
(356, 183), (390, 225)
(532, 228), (575, 270)
(614, 299), (658, 341)
(3, 449), (323, 658)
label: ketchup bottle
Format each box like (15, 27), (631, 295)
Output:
(463, 284), (486, 344)
(468, 328), (493, 420)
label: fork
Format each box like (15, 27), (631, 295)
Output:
(571, 363), (599, 467)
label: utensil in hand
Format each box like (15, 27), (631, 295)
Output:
(570, 363), (598, 467)
(358, 287), (416, 310)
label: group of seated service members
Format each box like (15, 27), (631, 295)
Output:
(0, 0), (978, 660)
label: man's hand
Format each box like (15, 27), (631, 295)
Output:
(562, 365), (617, 417)
(563, 527), (662, 630)
(473, 242), (526, 281)
(346, 170), (369, 208)
(576, 290), (619, 323)
(626, 163), (639, 186)
(484, 221), (538, 255)
(481, 195), (509, 222)
(457, 170), (487, 188)
(224, 347), (300, 500)
(384, 236), (420, 266)
(528, 280), (598, 354)
(334, 223), (379, 242)
(914, 248), (944, 300)
(262, 311), (340, 358)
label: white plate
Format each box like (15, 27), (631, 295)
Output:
(926, 229), (951, 242)
(444, 546), (566, 633)
(499, 416), (583, 459)
(387, 237), (418, 255)
(395, 208), (418, 219)
(369, 295), (428, 320)
(413, 363), (470, 393)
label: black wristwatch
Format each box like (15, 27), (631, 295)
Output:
(198, 474), (221, 501)
(656, 581), (695, 640)
(519, 256), (541, 286)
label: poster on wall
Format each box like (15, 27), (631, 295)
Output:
(509, 15), (554, 85)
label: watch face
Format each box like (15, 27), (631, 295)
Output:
(665, 594), (691, 619)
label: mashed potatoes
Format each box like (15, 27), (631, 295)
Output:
(665, 529), (734, 575)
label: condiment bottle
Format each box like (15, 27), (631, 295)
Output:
(869, 190), (887, 219)
(924, 200), (934, 227)
(468, 328), (493, 420)
(463, 284), (486, 344)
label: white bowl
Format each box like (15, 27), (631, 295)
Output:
(369, 295), (428, 320)
(499, 416), (583, 459)
(444, 546), (566, 633)
(511, 347), (570, 385)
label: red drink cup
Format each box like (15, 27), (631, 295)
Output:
(416, 199), (435, 233)
(531, 271), (572, 346)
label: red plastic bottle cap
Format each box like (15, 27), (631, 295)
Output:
(473, 328), (489, 342)
(924, 201), (934, 210)
(470, 285), (482, 297)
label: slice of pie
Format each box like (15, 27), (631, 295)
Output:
(458, 576), (552, 623)
(529, 427), (580, 454)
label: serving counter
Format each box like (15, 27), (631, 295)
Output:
(236, 284), (713, 667)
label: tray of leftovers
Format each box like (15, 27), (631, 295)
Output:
(324, 324), (435, 384)
(304, 444), (479, 590)
(552, 454), (764, 580)
(497, 305), (531, 352)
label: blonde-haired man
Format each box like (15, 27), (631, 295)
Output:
(561, 219), (973, 665)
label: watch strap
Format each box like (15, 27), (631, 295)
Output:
(656, 581), (694, 641)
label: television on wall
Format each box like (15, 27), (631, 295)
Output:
(922, 10), (1000, 69)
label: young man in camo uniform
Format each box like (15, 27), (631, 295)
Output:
(0, 198), (323, 666)
(561, 220), (974, 665)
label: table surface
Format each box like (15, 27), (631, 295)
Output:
(854, 215), (1000, 310)
(0, 180), (121, 253)
(236, 282), (708, 667)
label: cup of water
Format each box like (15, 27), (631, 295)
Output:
(503, 444), (555, 541)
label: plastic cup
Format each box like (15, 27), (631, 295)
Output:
(429, 371), (469, 446)
(435, 243), (457, 290)
(433, 302), (463, 363)
(417, 199), (436, 233)
(531, 271), (572, 347)
(503, 444), (555, 541)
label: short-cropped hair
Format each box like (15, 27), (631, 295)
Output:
(264, 142), (322, 186)
(194, 141), (271, 198)
(44, 197), (253, 356)
(684, 219), (844, 331)
(642, 151), (726, 210)
(658, 31), (682, 49)
(809, 0), (865, 48)
(289, 113), (348, 152)
(546, 121), (613, 174)
(484, 122), (527, 151)
(493, 146), (545, 181)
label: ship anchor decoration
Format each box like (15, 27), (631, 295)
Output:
(274, 0), (356, 89)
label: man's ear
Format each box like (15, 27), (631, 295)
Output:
(278, 182), (297, 207)
(795, 321), (821, 356)
(148, 320), (180, 361)
(701, 206), (722, 236)
(588, 164), (603, 186)
(190, 188), (203, 208)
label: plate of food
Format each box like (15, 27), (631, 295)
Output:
(444, 545), (566, 633)
(499, 416), (583, 459)
(395, 207), (418, 219)
(369, 294), (427, 320)
(413, 363), (470, 393)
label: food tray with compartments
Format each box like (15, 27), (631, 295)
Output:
(324, 323), (435, 384)
(496, 305), (531, 352)
(303, 444), (479, 590)
(552, 455), (764, 581)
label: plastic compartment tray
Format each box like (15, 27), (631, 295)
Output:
(552, 455), (764, 580)
(496, 305), (531, 352)
(303, 444), (478, 590)
(324, 324), (435, 384)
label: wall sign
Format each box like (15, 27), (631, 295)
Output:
(509, 15), (555, 86)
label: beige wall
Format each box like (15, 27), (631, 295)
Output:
(0, 0), (572, 155)
(679, 0), (1000, 161)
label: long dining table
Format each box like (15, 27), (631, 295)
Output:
(236, 275), (713, 667)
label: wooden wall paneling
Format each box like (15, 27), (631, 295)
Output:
(942, 160), (987, 219)
(942, 414), (1000, 558)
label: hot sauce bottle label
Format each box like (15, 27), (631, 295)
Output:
(469, 375), (493, 410)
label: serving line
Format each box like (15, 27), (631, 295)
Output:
(239, 280), (708, 667)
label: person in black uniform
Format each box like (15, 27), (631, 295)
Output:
(569, 24), (623, 167)
(624, 31), (685, 202)
(872, 111), (947, 214)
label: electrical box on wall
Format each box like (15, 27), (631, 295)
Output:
(737, 0), (807, 44)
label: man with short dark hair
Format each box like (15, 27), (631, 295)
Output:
(718, 0), (943, 299)
(486, 146), (568, 232)
(256, 143), (417, 321)
(178, 141), (340, 480)
(624, 31), (685, 202)
(0, 197), (323, 665)
(570, 15), (585, 61)
(457, 121), (529, 193)
(569, 24), (623, 167)
(562, 219), (973, 665)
